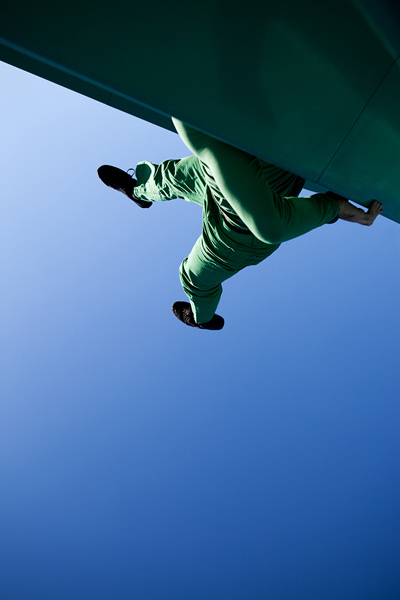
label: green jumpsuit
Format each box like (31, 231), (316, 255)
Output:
(133, 119), (339, 323)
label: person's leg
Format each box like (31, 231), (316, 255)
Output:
(178, 222), (278, 324)
(133, 156), (207, 206)
(172, 118), (340, 244)
(178, 235), (238, 324)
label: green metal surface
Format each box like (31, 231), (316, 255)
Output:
(1, 0), (400, 222)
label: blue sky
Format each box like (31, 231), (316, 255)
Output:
(1, 59), (400, 600)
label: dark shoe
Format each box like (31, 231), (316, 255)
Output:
(97, 165), (152, 209)
(172, 301), (224, 330)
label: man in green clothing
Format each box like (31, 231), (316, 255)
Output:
(98, 119), (383, 330)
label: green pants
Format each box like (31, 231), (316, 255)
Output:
(134, 120), (339, 323)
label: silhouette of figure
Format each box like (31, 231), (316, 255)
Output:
(98, 119), (383, 330)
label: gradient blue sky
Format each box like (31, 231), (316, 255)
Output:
(1, 60), (400, 600)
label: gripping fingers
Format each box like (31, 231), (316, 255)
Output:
(369, 200), (383, 214)
(367, 200), (383, 224)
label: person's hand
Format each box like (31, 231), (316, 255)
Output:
(337, 198), (383, 226)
